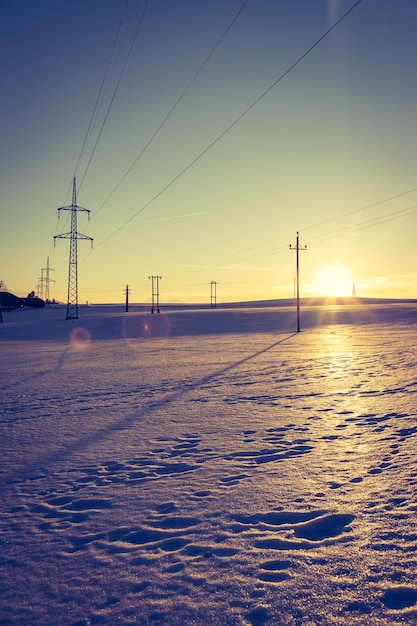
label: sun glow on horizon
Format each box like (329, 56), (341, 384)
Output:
(314, 265), (353, 298)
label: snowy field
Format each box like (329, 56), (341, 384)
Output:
(1, 302), (417, 625)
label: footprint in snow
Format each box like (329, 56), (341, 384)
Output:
(234, 509), (355, 550)
(381, 586), (417, 610)
(293, 513), (355, 541)
(258, 559), (293, 583)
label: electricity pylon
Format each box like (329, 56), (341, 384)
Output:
(289, 231), (307, 332)
(54, 178), (93, 319)
(40, 257), (55, 302)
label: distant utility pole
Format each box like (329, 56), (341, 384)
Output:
(352, 282), (357, 298)
(41, 257), (55, 302)
(210, 281), (217, 308)
(149, 276), (161, 313)
(289, 231), (307, 332)
(54, 177), (93, 320)
(0, 281), (5, 321)
(125, 284), (130, 312)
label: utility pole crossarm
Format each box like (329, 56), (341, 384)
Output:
(57, 205), (90, 214)
(54, 231), (93, 245)
(76, 232), (93, 246)
(56, 178), (91, 217)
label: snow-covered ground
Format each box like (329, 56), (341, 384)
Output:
(1, 303), (417, 625)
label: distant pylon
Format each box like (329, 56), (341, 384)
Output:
(352, 282), (357, 298)
(41, 257), (55, 302)
(54, 178), (93, 319)
(210, 281), (217, 308)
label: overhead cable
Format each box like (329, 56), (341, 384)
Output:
(93, 0), (252, 220)
(72, 0), (131, 189)
(162, 194), (417, 277)
(78, 0), (152, 194)
(94, 0), (365, 249)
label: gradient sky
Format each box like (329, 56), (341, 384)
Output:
(1, 0), (417, 305)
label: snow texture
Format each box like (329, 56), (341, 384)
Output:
(1, 303), (417, 625)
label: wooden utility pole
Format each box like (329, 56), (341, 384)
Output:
(210, 281), (217, 308)
(289, 231), (307, 332)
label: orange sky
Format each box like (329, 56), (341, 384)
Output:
(1, 0), (416, 304)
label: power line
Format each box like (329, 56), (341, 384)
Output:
(71, 187), (416, 303)
(51, 0), (414, 299)
(92, 0), (252, 220)
(159, 192), (417, 279)
(304, 202), (417, 249)
(57, 0), (244, 294)
(211, 187), (417, 266)
(46, 1), (137, 265)
(77, 0), (152, 194)
(302, 186), (417, 238)
(93, 0), (365, 250)
(72, 0), (131, 185)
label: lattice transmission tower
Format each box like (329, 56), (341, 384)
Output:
(39, 257), (55, 301)
(54, 178), (93, 319)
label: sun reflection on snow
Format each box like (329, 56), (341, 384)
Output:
(311, 330), (373, 491)
(315, 328), (371, 415)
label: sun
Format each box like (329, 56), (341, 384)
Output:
(315, 265), (353, 298)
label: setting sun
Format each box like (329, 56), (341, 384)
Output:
(316, 265), (353, 297)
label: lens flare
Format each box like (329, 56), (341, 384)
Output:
(121, 312), (170, 351)
(69, 326), (91, 350)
